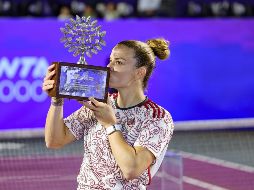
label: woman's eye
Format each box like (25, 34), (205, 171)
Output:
(116, 61), (122, 65)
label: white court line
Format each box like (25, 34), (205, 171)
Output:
(0, 142), (25, 150)
(156, 170), (182, 185)
(0, 173), (229, 190)
(176, 150), (254, 173)
(156, 170), (229, 190)
(174, 117), (254, 130)
(0, 174), (75, 183)
(183, 176), (229, 190)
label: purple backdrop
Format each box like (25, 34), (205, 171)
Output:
(0, 18), (254, 130)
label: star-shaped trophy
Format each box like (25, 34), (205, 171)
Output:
(48, 16), (109, 102)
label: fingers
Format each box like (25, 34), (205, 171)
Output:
(42, 80), (55, 91)
(80, 97), (104, 112)
(77, 100), (89, 106)
(48, 64), (55, 72)
(42, 65), (56, 93)
(44, 64), (56, 81)
(82, 101), (98, 111)
(79, 98), (106, 113)
(89, 97), (104, 107)
(44, 80), (55, 86)
(44, 70), (55, 81)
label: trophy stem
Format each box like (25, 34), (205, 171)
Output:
(77, 52), (87, 65)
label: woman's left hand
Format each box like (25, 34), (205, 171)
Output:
(80, 97), (117, 128)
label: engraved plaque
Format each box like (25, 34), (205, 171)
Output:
(49, 62), (109, 102)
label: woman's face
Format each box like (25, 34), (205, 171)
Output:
(107, 45), (139, 89)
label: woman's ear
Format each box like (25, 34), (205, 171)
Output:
(135, 66), (147, 80)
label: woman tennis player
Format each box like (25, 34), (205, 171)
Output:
(43, 38), (174, 189)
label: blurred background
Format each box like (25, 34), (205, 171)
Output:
(1, 0), (254, 18)
(0, 0), (254, 190)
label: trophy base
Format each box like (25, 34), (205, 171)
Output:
(48, 62), (110, 102)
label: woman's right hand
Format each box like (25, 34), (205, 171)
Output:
(42, 64), (56, 95)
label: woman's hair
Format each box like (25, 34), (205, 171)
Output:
(116, 38), (170, 89)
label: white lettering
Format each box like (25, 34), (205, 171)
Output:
(32, 57), (49, 78)
(0, 80), (47, 103)
(30, 80), (47, 102)
(0, 56), (49, 79)
(19, 57), (37, 78)
(0, 56), (49, 102)
(0, 80), (15, 102)
(0, 57), (20, 79)
(15, 80), (30, 102)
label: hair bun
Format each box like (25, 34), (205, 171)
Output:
(146, 38), (170, 60)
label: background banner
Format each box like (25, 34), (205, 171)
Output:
(0, 19), (254, 130)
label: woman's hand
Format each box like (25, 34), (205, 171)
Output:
(42, 64), (55, 94)
(80, 97), (117, 127)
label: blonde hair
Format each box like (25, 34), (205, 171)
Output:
(146, 38), (170, 60)
(116, 38), (170, 89)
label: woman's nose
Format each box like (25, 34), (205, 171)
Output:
(107, 63), (114, 71)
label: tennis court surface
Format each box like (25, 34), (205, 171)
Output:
(1, 121), (254, 190)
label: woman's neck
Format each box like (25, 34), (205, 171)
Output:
(116, 88), (146, 108)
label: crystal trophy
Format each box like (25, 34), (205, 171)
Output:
(48, 16), (109, 102)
